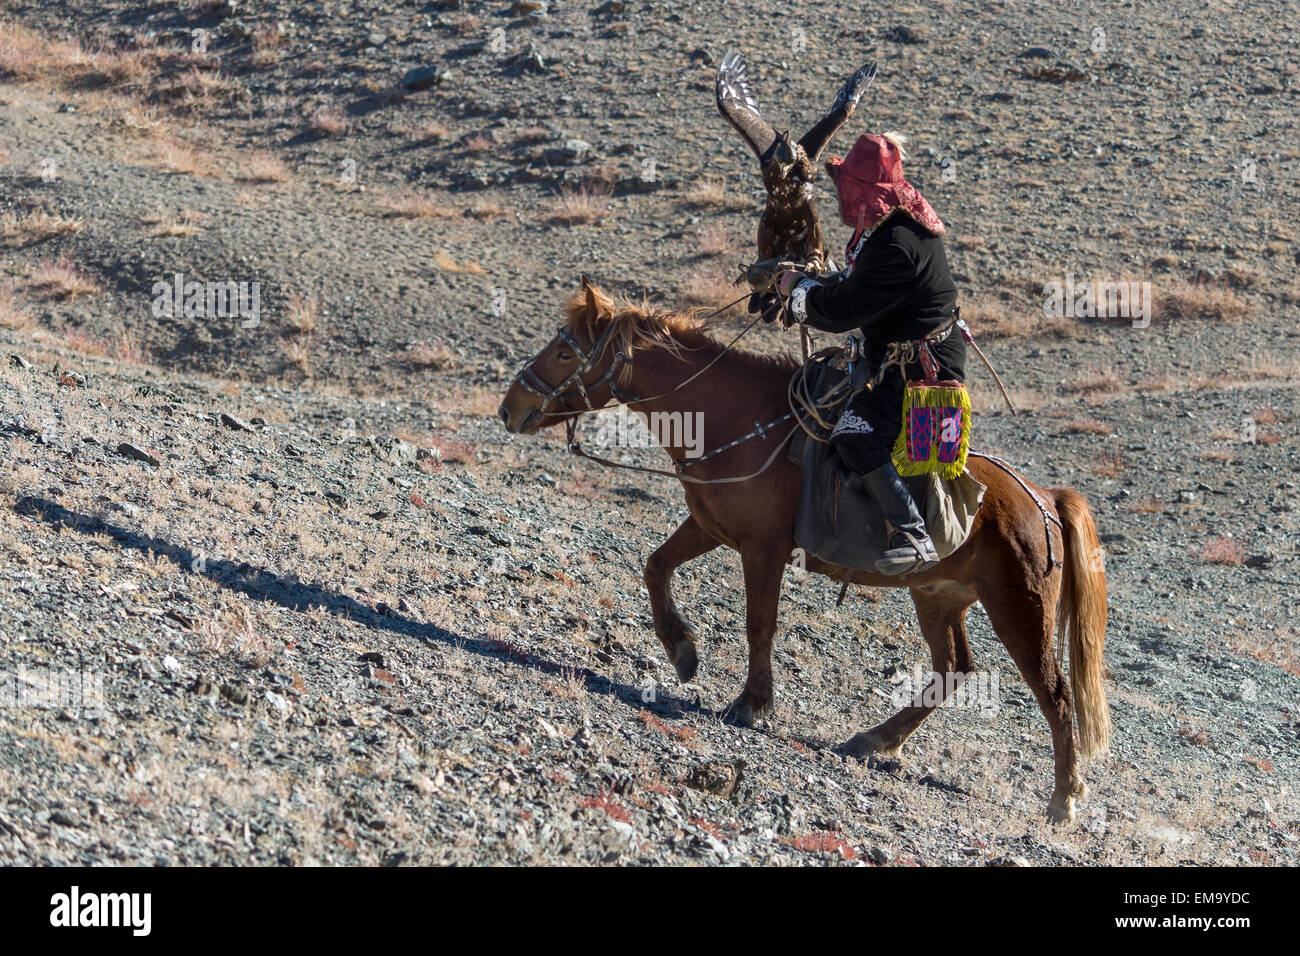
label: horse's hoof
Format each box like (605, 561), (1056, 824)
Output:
(1046, 797), (1076, 825)
(723, 692), (772, 728)
(833, 731), (902, 761)
(671, 642), (698, 683)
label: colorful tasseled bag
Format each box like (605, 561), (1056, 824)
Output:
(890, 343), (971, 480)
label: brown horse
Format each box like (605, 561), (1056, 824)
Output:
(498, 281), (1110, 822)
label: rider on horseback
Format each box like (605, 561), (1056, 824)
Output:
(774, 132), (967, 576)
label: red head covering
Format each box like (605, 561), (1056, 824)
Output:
(825, 134), (945, 240)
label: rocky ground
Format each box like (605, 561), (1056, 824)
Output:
(0, 1), (1297, 865)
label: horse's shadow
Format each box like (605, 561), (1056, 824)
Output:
(12, 496), (708, 723)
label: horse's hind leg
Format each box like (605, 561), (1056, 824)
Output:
(979, 583), (1082, 823)
(644, 516), (718, 683)
(836, 583), (976, 760)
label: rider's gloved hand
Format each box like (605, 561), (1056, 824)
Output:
(776, 270), (802, 297)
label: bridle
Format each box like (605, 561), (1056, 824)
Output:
(510, 295), (805, 484)
(513, 291), (756, 421)
(512, 321), (637, 419)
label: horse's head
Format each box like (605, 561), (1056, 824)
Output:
(499, 278), (638, 435)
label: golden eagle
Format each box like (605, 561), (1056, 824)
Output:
(716, 50), (876, 269)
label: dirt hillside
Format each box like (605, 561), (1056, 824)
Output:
(0, 1), (1296, 865)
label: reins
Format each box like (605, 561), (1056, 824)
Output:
(612, 298), (764, 411)
(516, 291), (1015, 487)
(564, 415), (799, 485)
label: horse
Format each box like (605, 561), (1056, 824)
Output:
(498, 279), (1111, 822)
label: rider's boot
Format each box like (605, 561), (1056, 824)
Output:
(860, 463), (940, 576)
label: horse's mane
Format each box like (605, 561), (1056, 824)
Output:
(564, 285), (798, 388)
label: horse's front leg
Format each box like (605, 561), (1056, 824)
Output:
(644, 516), (719, 683)
(723, 545), (786, 727)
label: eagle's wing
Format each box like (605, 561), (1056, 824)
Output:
(798, 61), (877, 161)
(715, 50), (777, 161)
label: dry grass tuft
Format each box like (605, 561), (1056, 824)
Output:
(250, 24), (287, 68)
(406, 341), (457, 370)
(1087, 450), (1127, 479)
(696, 224), (737, 257)
(1177, 726), (1214, 748)
(0, 22), (50, 81)
(57, 323), (141, 364)
(280, 334), (314, 377)
(285, 293), (319, 334)
(153, 139), (220, 177)
(681, 268), (745, 316)
(461, 132), (495, 153)
(0, 210), (83, 247)
(684, 179), (752, 211)
(1157, 281), (1249, 321)
(307, 107), (348, 138)
(545, 183), (612, 225)
(1222, 628), (1300, 678)
(159, 66), (239, 114)
(1063, 366), (1123, 396)
(110, 327), (146, 365)
(237, 151), (290, 184)
(783, 830), (857, 861)
(467, 200), (506, 222)
(411, 120), (449, 143)
(26, 256), (100, 301)
(446, 13), (484, 35)
(0, 281), (33, 329)
(1247, 405), (1281, 426)
(1065, 418), (1114, 435)
(433, 250), (486, 275)
(582, 161), (622, 188)
(114, 105), (164, 136)
(0, 23), (243, 116)
(143, 208), (205, 237)
(636, 710), (698, 744)
(384, 190), (457, 219)
(963, 294), (1039, 339)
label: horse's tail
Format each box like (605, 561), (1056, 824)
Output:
(1053, 488), (1111, 760)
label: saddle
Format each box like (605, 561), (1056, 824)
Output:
(787, 353), (985, 574)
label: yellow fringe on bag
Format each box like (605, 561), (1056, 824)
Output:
(891, 381), (972, 480)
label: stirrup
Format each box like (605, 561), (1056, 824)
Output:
(876, 528), (940, 576)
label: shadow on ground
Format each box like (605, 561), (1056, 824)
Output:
(13, 494), (708, 721)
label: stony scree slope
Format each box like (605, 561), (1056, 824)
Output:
(0, 1), (1297, 865)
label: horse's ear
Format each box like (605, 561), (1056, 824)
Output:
(581, 277), (608, 319)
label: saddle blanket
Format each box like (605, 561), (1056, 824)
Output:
(787, 358), (985, 574)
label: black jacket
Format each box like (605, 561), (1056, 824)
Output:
(798, 211), (964, 379)
(800, 210), (956, 343)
